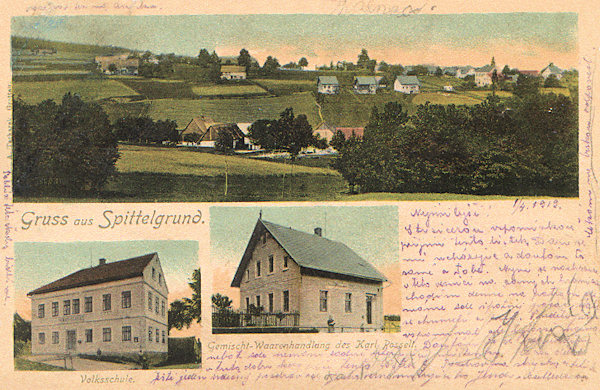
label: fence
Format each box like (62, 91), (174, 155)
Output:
(212, 306), (300, 328)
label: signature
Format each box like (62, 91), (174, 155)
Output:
(332, 0), (436, 16)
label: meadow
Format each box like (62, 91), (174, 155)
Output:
(12, 79), (139, 103)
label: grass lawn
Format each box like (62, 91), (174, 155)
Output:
(253, 79), (315, 95)
(411, 91), (482, 106)
(117, 145), (338, 176)
(119, 79), (198, 99)
(15, 357), (71, 371)
(191, 84), (268, 96)
(147, 92), (320, 128)
(541, 87), (570, 96)
(13, 79), (138, 103)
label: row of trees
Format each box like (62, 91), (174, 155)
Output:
(332, 90), (577, 196)
(113, 116), (179, 144)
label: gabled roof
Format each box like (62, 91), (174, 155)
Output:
(318, 76), (339, 85)
(354, 76), (378, 85)
(475, 64), (495, 72)
(395, 75), (420, 86)
(541, 63), (562, 74)
(28, 253), (157, 296)
(221, 65), (246, 73)
(231, 219), (386, 287)
(181, 116), (216, 134)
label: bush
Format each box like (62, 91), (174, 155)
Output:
(167, 337), (200, 364)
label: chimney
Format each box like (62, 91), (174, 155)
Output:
(99, 258), (106, 266)
(314, 227), (322, 237)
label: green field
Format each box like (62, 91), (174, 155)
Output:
(191, 84), (268, 96)
(411, 91), (482, 106)
(13, 79), (138, 103)
(15, 358), (71, 371)
(145, 92), (321, 127)
(254, 79), (315, 95)
(119, 79), (198, 99)
(117, 145), (337, 176)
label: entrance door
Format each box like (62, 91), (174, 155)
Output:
(366, 295), (373, 325)
(66, 330), (76, 351)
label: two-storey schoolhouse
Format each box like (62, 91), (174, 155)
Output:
(27, 253), (168, 356)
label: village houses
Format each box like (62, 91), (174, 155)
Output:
(94, 53), (139, 75)
(220, 65), (246, 80)
(317, 76), (340, 94)
(28, 253), (168, 357)
(230, 218), (386, 332)
(394, 75), (421, 94)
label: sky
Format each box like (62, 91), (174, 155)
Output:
(11, 13), (577, 69)
(210, 205), (402, 314)
(15, 240), (200, 336)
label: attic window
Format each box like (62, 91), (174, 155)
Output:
(152, 268), (156, 280)
(261, 233), (267, 244)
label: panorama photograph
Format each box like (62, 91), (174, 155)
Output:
(11, 13), (578, 202)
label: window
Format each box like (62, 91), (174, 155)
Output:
(38, 333), (45, 344)
(345, 293), (352, 313)
(256, 261), (261, 277)
(158, 274), (162, 286)
(268, 256), (274, 273)
(162, 331), (166, 344)
(155, 297), (159, 314)
(102, 294), (111, 311)
(52, 331), (59, 344)
(152, 267), (156, 279)
(161, 301), (165, 316)
(156, 329), (159, 343)
(84, 297), (93, 313)
(320, 291), (328, 312)
(256, 295), (261, 309)
(148, 327), (153, 341)
(245, 297), (250, 310)
(103, 328), (111, 342)
(246, 269), (250, 281)
(85, 329), (93, 342)
(268, 293), (274, 312)
(122, 326), (131, 341)
(283, 290), (289, 312)
(148, 292), (153, 311)
(261, 233), (267, 244)
(38, 304), (45, 318)
(283, 256), (289, 269)
(63, 300), (70, 315)
(72, 299), (80, 314)
(122, 291), (131, 309)
(52, 302), (58, 317)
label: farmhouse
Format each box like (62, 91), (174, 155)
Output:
(443, 85), (454, 92)
(317, 76), (340, 94)
(394, 76), (421, 94)
(180, 116), (246, 148)
(540, 63), (563, 80)
(220, 65), (246, 80)
(353, 76), (378, 94)
(230, 218), (386, 332)
(28, 253), (168, 357)
(313, 122), (336, 143)
(455, 66), (475, 78)
(474, 65), (498, 87)
(95, 53), (139, 75)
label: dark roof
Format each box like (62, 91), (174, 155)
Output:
(354, 76), (378, 85)
(541, 63), (563, 74)
(231, 219), (386, 287)
(475, 64), (495, 72)
(28, 253), (157, 296)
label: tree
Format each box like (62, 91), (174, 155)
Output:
(13, 93), (119, 196)
(490, 56), (496, 68)
(183, 132), (201, 144)
(215, 129), (235, 152)
(108, 63), (117, 73)
(435, 67), (443, 76)
(357, 49), (376, 72)
(262, 56), (280, 74)
(168, 269), (201, 330)
(238, 48), (252, 72)
(197, 48), (212, 67)
(544, 74), (561, 88)
(13, 313), (31, 342)
(502, 65), (511, 75)
(514, 74), (542, 97)
(298, 57), (308, 68)
(212, 293), (233, 310)
(249, 108), (316, 160)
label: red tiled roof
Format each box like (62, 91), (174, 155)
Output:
(28, 253), (156, 296)
(335, 127), (364, 139)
